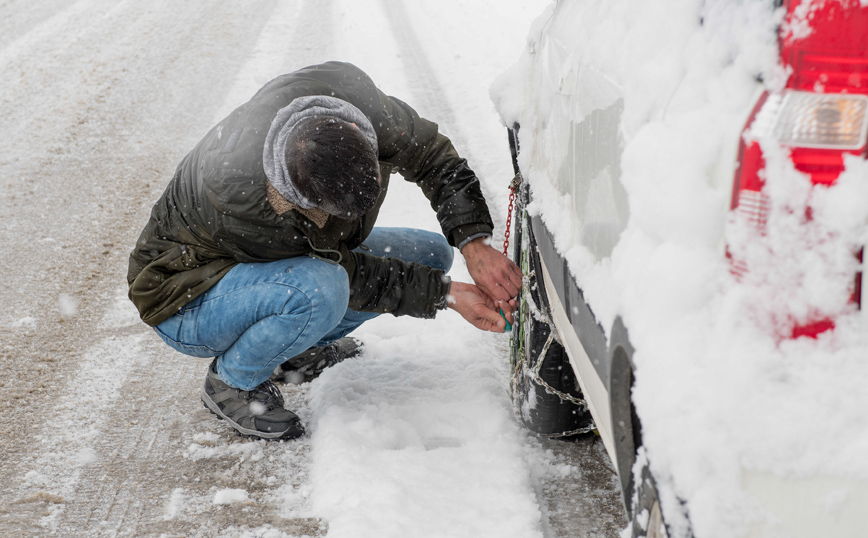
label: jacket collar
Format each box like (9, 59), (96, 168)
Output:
(266, 183), (330, 228)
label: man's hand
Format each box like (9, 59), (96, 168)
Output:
(447, 281), (517, 333)
(461, 237), (523, 309)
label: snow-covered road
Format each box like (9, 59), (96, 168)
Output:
(0, 1), (624, 537)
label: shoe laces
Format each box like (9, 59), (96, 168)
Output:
(246, 379), (285, 409)
(313, 346), (339, 372)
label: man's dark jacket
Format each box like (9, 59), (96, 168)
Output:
(128, 62), (494, 327)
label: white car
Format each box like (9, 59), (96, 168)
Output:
(492, 0), (868, 536)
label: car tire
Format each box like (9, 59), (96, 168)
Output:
(509, 185), (592, 436)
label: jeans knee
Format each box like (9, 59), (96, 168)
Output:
(306, 262), (350, 329)
(430, 237), (454, 273)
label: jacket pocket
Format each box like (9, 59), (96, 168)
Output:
(129, 243), (236, 327)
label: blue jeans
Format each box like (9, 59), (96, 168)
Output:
(154, 227), (454, 390)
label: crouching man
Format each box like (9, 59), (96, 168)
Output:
(127, 61), (521, 440)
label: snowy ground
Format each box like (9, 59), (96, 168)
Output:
(0, 1), (625, 537)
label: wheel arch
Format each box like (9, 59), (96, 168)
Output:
(608, 316), (641, 517)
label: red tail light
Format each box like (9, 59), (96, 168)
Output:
(781, 0), (868, 94)
(729, 0), (868, 338)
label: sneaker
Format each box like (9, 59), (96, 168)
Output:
(201, 359), (305, 440)
(272, 337), (363, 384)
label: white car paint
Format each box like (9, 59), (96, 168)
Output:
(537, 252), (618, 468)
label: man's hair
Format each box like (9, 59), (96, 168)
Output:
(286, 116), (381, 219)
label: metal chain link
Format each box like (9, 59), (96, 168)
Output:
(509, 275), (596, 438)
(502, 173), (521, 256)
(547, 424), (598, 438)
(529, 332), (590, 410)
(510, 329), (596, 438)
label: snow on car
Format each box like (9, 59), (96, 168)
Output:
(491, 0), (868, 536)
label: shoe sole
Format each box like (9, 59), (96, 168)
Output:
(201, 389), (305, 441)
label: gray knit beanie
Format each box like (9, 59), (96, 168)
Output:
(263, 95), (379, 213)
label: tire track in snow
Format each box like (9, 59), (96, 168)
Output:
(12, 295), (147, 533)
(0, 1), (329, 535)
(31, 2), (343, 535)
(0, 1), (277, 500)
(379, 0), (462, 146)
(0, 0), (146, 161)
(213, 0), (338, 123)
(379, 0), (505, 232)
(0, 0), (99, 71)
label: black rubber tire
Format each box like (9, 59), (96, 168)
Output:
(509, 208), (591, 435)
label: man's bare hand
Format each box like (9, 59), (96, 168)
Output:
(461, 237), (523, 308)
(447, 281), (517, 333)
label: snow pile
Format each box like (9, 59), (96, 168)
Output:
(9, 316), (37, 328)
(307, 316), (543, 538)
(492, 0), (868, 536)
(213, 488), (250, 505)
(163, 488), (187, 520)
(58, 293), (78, 317)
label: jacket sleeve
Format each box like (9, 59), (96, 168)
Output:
(340, 246), (451, 319)
(377, 95), (494, 247)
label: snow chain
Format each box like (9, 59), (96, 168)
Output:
(509, 272), (596, 438)
(505, 125), (595, 439)
(502, 173), (520, 256)
(529, 332), (596, 438)
(530, 332), (589, 409)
